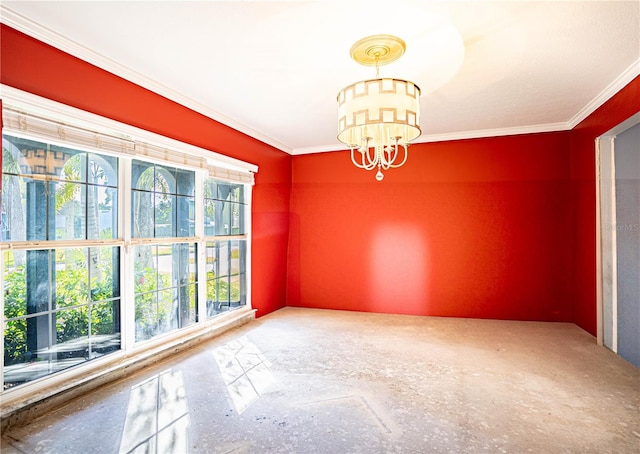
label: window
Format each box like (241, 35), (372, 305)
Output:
(204, 180), (248, 317)
(1, 89), (255, 392)
(131, 161), (198, 342)
(132, 161), (195, 239)
(2, 136), (120, 389)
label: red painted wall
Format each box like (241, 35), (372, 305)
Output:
(569, 76), (640, 335)
(288, 132), (573, 321)
(3, 23), (637, 330)
(0, 25), (291, 317)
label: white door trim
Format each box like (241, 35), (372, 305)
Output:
(596, 112), (640, 350)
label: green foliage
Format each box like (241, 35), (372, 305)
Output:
(133, 264), (172, 341)
(206, 270), (241, 313)
(55, 154), (82, 212)
(4, 265), (26, 319)
(206, 271), (217, 302)
(55, 267), (89, 307)
(3, 265), (27, 365)
(2, 146), (20, 174)
(3, 249), (119, 366)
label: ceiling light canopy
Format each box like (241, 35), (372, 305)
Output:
(337, 34), (421, 181)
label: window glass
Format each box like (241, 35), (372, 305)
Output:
(131, 160), (194, 239)
(204, 199), (216, 236)
(0, 173), (24, 242)
(132, 191), (154, 238)
(154, 192), (176, 237)
(54, 248), (89, 308)
(205, 240), (247, 317)
(52, 181), (86, 240)
(133, 243), (197, 342)
(2, 247), (121, 390)
(203, 177), (248, 319)
(2, 133), (122, 390)
(132, 160), (154, 191)
(90, 185), (118, 239)
(202, 179), (246, 237)
(176, 168), (195, 196)
(1, 136), (118, 242)
(177, 196), (195, 237)
(2, 126), (250, 391)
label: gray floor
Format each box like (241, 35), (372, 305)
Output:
(2, 307), (639, 453)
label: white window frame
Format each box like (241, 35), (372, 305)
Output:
(0, 85), (257, 407)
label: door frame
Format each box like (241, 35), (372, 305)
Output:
(595, 112), (640, 349)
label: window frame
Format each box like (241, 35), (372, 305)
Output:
(1, 85), (256, 396)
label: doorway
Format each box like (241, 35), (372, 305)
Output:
(596, 113), (640, 367)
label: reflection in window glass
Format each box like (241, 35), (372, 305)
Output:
(205, 240), (247, 317)
(1, 135), (118, 242)
(52, 182), (86, 240)
(155, 192), (176, 238)
(132, 192), (154, 238)
(131, 161), (194, 239)
(202, 179), (246, 237)
(203, 177), (248, 319)
(2, 129), (251, 390)
(2, 247), (121, 390)
(133, 243), (197, 342)
(2, 134), (122, 390)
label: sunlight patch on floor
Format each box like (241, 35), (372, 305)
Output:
(119, 369), (190, 453)
(212, 335), (275, 414)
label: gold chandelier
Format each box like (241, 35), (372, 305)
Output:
(337, 34), (421, 181)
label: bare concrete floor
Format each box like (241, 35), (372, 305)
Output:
(2, 307), (639, 453)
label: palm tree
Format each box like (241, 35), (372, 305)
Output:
(2, 145), (26, 265)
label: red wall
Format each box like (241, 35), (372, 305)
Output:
(569, 76), (640, 335)
(3, 23), (638, 330)
(0, 25), (291, 317)
(288, 132), (573, 321)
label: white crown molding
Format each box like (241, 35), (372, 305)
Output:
(568, 58), (640, 129)
(292, 122), (571, 155)
(0, 5), (293, 155)
(2, 4), (637, 158)
(416, 122), (571, 144)
(290, 144), (347, 155)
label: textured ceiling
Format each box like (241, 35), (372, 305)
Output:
(2, 1), (639, 154)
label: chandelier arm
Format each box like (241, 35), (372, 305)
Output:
(366, 144), (379, 168)
(360, 137), (379, 169)
(382, 144), (398, 169)
(388, 143), (409, 168)
(351, 147), (377, 170)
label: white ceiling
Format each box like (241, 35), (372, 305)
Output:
(2, 1), (639, 155)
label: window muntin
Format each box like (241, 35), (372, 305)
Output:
(132, 160), (195, 239)
(2, 133), (122, 390)
(204, 177), (248, 318)
(204, 180), (245, 236)
(1, 98), (253, 393)
(1, 136), (118, 242)
(205, 240), (247, 317)
(131, 162), (198, 343)
(133, 243), (197, 342)
(3, 246), (121, 390)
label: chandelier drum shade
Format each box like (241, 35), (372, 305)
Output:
(337, 35), (422, 181)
